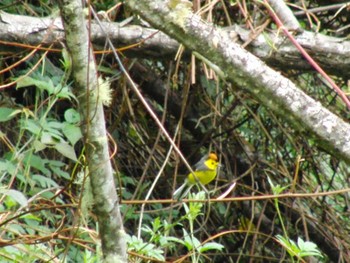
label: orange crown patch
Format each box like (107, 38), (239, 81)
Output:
(208, 153), (218, 161)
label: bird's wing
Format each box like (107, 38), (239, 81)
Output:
(193, 154), (210, 171)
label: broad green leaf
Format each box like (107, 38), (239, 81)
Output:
(46, 120), (63, 129)
(44, 121), (64, 141)
(17, 76), (55, 94)
(182, 229), (201, 251)
(0, 160), (17, 175)
(32, 174), (59, 188)
(33, 139), (47, 152)
(20, 213), (42, 222)
(48, 160), (66, 167)
(54, 84), (75, 100)
(40, 132), (55, 144)
(0, 189), (28, 207)
(22, 119), (41, 135)
(24, 153), (50, 176)
(62, 123), (82, 146)
(54, 142), (78, 162)
(51, 165), (70, 179)
(64, 108), (81, 124)
(297, 237), (317, 251)
(198, 242), (224, 253)
(49, 160), (70, 180)
(7, 223), (26, 235)
(163, 236), (185, 246)
(297, 238), (323, 258)
(0, 107), (21, 122)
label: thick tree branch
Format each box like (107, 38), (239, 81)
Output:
(56, 1), (127, 262)
(268, 0), (300, 30)
(1, 11), (350, 76)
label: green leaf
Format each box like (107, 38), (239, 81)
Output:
(198, 242), (224, 253)
(276, 235), (299, 256)
(48, 160), (70, 180)
(62, 123), (82, 146)
(20, 213), (42, 222)
(46, 120), (63, 129)
(41, 121), (64, 142)
(0, 107), (21, 122)
(297, 237), (315, 250)
(33, 139), (47, 152)
(0, 160), (17, 176)
(50, 165), (70, 180)
(24, 153), (51, 176)
(182, 229), (201, 251)
(7, 224), (26, 235)
(17, 76), (55, 94)
(166, 236), (186, 246)
(0, 189), (28, 207)
(60, 48), (72, 70)
(64, 108), (81, 124)
(267, 176), (289, 195)
(54, 83), (75, 99)
(297, 237), (323, 258)
(40, 132), (55, 144)
(54, 142), (78, 162)
(191, 236), (201, 252)
(22, 118), (41, 135)
(32, 174), (59, 188)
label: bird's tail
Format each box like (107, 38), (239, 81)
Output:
(173, 182), (193, 200)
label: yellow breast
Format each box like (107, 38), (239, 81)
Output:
(187, 169), (217, 185)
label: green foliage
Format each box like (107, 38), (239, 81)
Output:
(0, 188), (28, 208)
(169, 192), (224, 262)
(0, 53), (90, 261)
(268, 177), (323, 262)
(169, 228), (224, 255)
(276, 235), (323, 261)
(127, 234), (166, 262)
(124, 192), (224, 262)
(0, 108), (22, 122)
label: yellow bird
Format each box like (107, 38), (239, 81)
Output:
(173, 153), (219, 199)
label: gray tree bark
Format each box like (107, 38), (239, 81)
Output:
(57, 1), (127, 262)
